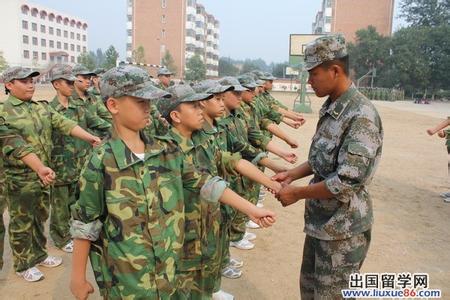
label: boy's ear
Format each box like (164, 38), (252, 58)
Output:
(5, 82), (14, 90)
(105, 98), (119, 114)
(169, 110), (181, 125)
(199, 100), (207, 108)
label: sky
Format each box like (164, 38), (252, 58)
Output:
(30, 0), (405, 63)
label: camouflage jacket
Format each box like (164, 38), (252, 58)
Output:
(50, 96), (111, 185)
(306, 84), (383, 241)
(71, 90), (112, 128)
(238, 103), (271, 150)
(71, 130), (226, 298)
(0, 95), (77, 180)
(254, 94), (283, 126)
(167, 127), (228, 272)
(144, 103), (170, 137)
(261, 90), (289, 110)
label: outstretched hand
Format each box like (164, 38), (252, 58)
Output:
(272, 171), (294, 186)
(37, 166), (56, 186)
(249, 208), (276, 228)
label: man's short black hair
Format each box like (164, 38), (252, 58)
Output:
(321, 55), (349, 76)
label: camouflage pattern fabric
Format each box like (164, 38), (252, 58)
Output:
(71, 130), (224, 299)
(300, 230), (371, 300)
(304, 34), (348, 71)
(71, 90), (112, 134)
(1, 66), (40, 83)
(0, 155), (5, 270)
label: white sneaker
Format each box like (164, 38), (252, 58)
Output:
(221, 266), (242, 279)
(61, 240), (73, 253)
(256, 201), (264, 208)
(38, 256), (63, 268)
(213, 290), (235, 300)
(244, 231), (256, 241)
(230, 239), (254, 250)
(440, 192), (450, 198)
(16, 266), (44, 282)
(228, 257), (244, 268)
(246, 220), (261, 229)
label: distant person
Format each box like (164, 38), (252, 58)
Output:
(273, 35), (384, 299)
(156, 67), (173, 90)
(427, 117), (450, 202)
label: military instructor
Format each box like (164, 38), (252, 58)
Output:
(273, 35), (383, 299)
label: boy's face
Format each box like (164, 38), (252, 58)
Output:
(74, 75), (91, 92)
(5, 77), (35, 101)
(263, 80), (273, 91)
(201, 94), (225, 119)
(159, 75), (171, 87)
(107, 96), (151, 131)
(223, 91), (241, 110)
(53, 79), (74, 97)
(172, 102), (204, 131)
(241, 89), (255, 103)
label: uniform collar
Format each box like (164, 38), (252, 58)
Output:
(319, 83), (357, 120)
(7, 95), (36, 106)
(50, 95), (80, 111)
(168, 127), (194, 154)
(109, 130), (164, 170)
(201, 119), (218, 135)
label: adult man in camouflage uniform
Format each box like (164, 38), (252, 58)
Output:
(49, 64), (111, 252)
(156, 67), (173, 90)
(72, 64), (112, 127)
(273, 35), (383, 299)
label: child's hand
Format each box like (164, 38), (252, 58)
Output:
(89, 135), (102, 147)
(281, 152), (297, 164)
(426, 128), (436, 136)
(70, 278), (94, 300)
(287, 139), (299, 149)
(267, 181), (282, 195)
(37, 166), (55, 186)
(249, 208), (276, 228)
(438, 130), (446, 138)
(272, 171), (294, 185)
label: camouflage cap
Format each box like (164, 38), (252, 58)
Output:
(218, 76), (248, 92)
(72, 64), (96, 76)
(193, 79), (233, 94)
(260, 72), (277, 81)
(157, 84), (213, 118)
(100, 65), (171, 101)
(1, 66), (40, 83)
(50, 64), (77, 82)
(237, 75), (258, 89)
(304, 34), (348, 71)
(157, 67), (173, 76)
(93, 68), (106, 76)
(255, 79), (265, 86)
(250, 70), (265, 80)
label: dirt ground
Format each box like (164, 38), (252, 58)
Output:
(0, 88), (449, 299)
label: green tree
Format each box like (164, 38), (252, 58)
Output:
(161, 50), (177, 75)
(77, 52), (96, 70)
(185, 54), (206, 82)
(218, 57), (239, 76)
(271, 62), (289, 78)
(400, 0), (450, 27)
(132, 46), (146, 64)
(103, 45), (119, 69)
(95, 48), (105, 67)
(0, 51), (8, 73)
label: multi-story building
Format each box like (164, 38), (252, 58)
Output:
(312, 0), (394, 43)
(0, 0), (88, 69)
(127, 0), (219, 78)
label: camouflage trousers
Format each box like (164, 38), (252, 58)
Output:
(0, 177), (6, 270)
(300, 230), (371, 300)
(229, 182), (260, 242)
(7, 175), (50, 272)
(175, 269), (212, 300)
(50, 182), (78, 248)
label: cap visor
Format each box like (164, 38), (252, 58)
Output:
(20, 71), (40, 79)
(233, 85), (248, 92)
(130, 82), (172, 101)
(183, 93), (214, 102)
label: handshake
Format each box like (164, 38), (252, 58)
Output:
(265, 171), (300, 207)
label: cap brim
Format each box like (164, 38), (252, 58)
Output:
(242, 83), (258, 89)
(305, 61), (322, 71)
(208, 85), (234, 94)
(129, 82), (172, 101)
(233, 85), (248, 92)
(60, 75), (77, 81)
(18, 71), (40, 80)
(182, 92), (214, 102)
(256, 80), (265, 86)
(74, 71), (96, 76)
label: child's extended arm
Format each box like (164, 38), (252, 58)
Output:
(234, 159), (282, 193)
(258, 157), (287, 173)
(266, 123), (298, 148)
(70, 126), (102, 146)
(70, 239), (94, 300)
(427, 118), (450, 136)
(265, 141), (298, 164)
(21, 153), (55, 185)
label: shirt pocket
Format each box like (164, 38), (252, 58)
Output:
(157, 176), (183, 213)
(311, 137), (338, 175)
(104, 192), (141, 240)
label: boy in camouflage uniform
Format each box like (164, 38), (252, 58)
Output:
(156, 67), (173, 90)
(273, 35), (383, 299)
(1, 67), (101, 282)
(69, 66), (275, 300)
(159, 84), (279, 299)
(49, 64), (111, 253)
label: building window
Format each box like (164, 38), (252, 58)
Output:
(70, 32), (74, 39)
(40, 25), (46, 33)
(162, 29), (166, 38)
(41, 52), (47, 60)
(22, 20), (28, 29)
(49, 27), (54, 35)
(22, 6), (29, 15)
(56, 16), (62, 24)
(56, 29), (61, 36)
(161, 15), (166, 23)
(325, 16), (332, 23)
(326, 0), (332, 7)
(49, 14), (55, 22)
(64, 43), (68, 50)
(82, 46), (86, 52)
(64, 30), (68, 38)
(161, 0), (167, 8)
(71, 44), (75, 51)
(127, 15), (132, 22)
(127, 29), (132, 36)
(57, 41), (61, 49)
(32, 23), (37, 31)
(49, 40), (54, 48)
(31, 9), (38, 17)
(127, 43), (132, 51)
(77, 45), (81, 52)
(23, 35), (29, 44)
(23, 50), (30, 58)
(82, 35), (86, 41)
(33, 51), (38, 60)
(71, 56), (75, 63)
(41, 39), (46, 47)
(32, 37), (38, 46)
(77, 33), (80, 40)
